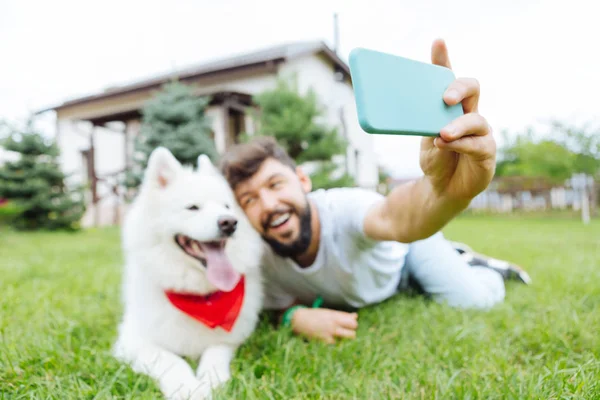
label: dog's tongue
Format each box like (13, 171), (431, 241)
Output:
(202, 244), (240, 292)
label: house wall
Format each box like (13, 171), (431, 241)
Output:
(55, 119), (129, 226)
(56, 119), (94, 188)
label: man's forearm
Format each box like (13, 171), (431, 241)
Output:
(379, 176), (471, 243)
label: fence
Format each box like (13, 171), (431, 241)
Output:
(468, 176), (598, 214)
(384, 175), (598, 215)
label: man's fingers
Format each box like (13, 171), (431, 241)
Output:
(334, 327), (357, 339)
(322, 335), (336, 345)
(431, 40), (481, 113)
(431, 38), (452, 69)
(434, 134), (496, 162)
(443, 77), (480, 112)
(334, 312), (358, 329)
(439, 113), (490, 142)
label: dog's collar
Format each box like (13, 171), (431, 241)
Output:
(164, 276), (245, 332)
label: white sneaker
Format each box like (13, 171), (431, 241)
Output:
(451, 241), (532, 285)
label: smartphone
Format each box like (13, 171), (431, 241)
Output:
(348, 47), (463, 137)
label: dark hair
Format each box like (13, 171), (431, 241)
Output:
(219, 136), (296, 190)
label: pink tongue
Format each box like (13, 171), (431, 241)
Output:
(202, 244), (241, 292)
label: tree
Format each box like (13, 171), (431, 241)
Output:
(246, 76), (354, 189)
(125, 80), (218, 190)
(549, 120), (600, 177)
(0, 121), (85, 230)
(495, 122), (600, 184)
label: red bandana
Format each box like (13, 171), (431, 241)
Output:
(164, 276), (245, 332)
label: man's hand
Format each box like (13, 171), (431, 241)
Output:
(420, 39), (496, 202)
(291, 308), (358, 344)
(363, 38), (496, 244)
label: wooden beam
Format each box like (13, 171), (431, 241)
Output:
(89, 126), (99, 227)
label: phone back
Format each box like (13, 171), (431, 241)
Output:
(349, 47), (463, 137)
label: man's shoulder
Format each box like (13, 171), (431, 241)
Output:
(309, 187), (385, 239)
(308, 187), (384, 207)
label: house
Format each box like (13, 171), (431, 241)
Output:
(37, 40), (380, 227)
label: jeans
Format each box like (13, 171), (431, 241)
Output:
(398, 232), (506, 310)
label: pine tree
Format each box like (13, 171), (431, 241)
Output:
(125, 80), (218, 190)
(0, 122), (85, 230)
(246, 76), (354, 189)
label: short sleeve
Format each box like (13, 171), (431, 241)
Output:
(327, 187), (385, 244)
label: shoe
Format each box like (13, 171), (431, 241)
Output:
(451, 241), (532, 285)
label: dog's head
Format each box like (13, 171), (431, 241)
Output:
(137, 147), (259, 292)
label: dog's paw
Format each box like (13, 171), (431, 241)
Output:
(195, 370), (228, 400)
(162, 377), (212, 400)
(196, 367), (230, 387)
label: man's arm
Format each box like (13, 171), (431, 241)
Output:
(363, 39), (496, 243)
(363, 177), (470, 243)
(263, 270), (358, 344)
(288, 306), (358, 344)
(274, 300), (358, 344)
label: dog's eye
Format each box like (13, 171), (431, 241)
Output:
(186, 205), (200, 211)
(224, 204), (230, 209)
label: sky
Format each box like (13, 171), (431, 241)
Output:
(0, 0), (597, 178)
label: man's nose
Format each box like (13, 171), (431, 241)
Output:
(259, 191), (278, 210)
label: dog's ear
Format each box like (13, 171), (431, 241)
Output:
(145, 147), (181, 188)
(197, 154), (217, 174)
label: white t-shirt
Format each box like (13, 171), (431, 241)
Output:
(260, 187), (409, 310)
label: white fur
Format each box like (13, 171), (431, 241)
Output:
(113, 148), (264, 400)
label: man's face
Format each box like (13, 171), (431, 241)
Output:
(234, 158), (312, 258)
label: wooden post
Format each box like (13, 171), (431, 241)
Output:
(124, 120), (131, 172)
(338, 108), (350, 177)
(89, 125), (99, 227)
(571, 173), (592, 225)
(582, 190), (590, 224)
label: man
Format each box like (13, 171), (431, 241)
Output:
(219, 39), (529, 344)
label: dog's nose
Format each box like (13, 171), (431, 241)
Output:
(218, 216), (237, 236)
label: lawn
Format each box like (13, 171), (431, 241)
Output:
(1, 214), (599, 399)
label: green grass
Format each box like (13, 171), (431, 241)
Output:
(1, 215), (599, 399)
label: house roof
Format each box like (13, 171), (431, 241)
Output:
(37, 40), (350, 114)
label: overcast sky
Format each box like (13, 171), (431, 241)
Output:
(1, 0), (597, 177)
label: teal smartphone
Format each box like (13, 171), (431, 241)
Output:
(348, 47), (463, 137)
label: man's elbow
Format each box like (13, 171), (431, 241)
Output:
(390, 216), (450, 244)
(390, 226), (434, 244)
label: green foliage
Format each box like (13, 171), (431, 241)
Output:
(496, 129), (576, 183)
(496, 121), (600, 183)
(0, 200), (24, 226)
(247, 76), (354, 189)
(125, 80), (218, 189)
(309, 161), (356, 190)
(0, 122), (85, 230)
(549, 120), (600, 176)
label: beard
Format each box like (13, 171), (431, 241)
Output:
(261, 200), (312, 259)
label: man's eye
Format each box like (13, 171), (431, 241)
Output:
(186, 205), (200, 211)
(271, 181), (282, 188)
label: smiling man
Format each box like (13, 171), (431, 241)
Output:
(219, 39), (530, 344)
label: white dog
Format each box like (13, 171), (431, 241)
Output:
(113, 147), (264, 399)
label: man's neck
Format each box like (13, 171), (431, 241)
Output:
(292, 200), (320, 268)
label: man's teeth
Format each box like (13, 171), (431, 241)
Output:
(270, 213), (290, 228)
